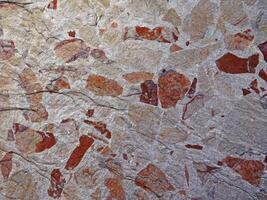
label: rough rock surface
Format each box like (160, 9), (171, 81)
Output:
(0, 0), (266, 199)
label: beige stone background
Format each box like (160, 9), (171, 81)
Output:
(0, 0), (266, 199)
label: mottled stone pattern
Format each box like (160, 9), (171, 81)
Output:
(0, 0), (266, 199)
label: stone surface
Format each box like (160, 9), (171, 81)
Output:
(216, 53), (259, 74)
(220, 0), (248, 26)
(123, 72), (154, 84)
(183, 0), (217, 40)
(162, 8), (181, 28)
(221, 156), (265, 186)
(0, 0), (266, 199)
(258, 41), (267, 62)
(158, 70), (191, 108)
(0, 40), (16, 60)
(135, 164), (175, 197)
(224, 29), (254, 50)
(139, 80), (158, 106)
(86, 74), (123, 97)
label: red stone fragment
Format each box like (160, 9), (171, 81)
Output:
(140, 80), (158, 106)
(235, 29), (254, 41)
(111, 22), (118, 28)
(193, 162), (219, 183)
(135, 164), (175, 196)
(54, 77), (71, 90)
(258, 41), (267, 62)
(105, 178), (126, 200)
(122, 153), (128, 160)
(259, 69), (267, 82)
(86, 109), (94, 117)
(225, 29), (254, 50)
(13, 123), (56, 154)
(0, 40), (16, 60)
(172, 32), (179, 41)
(216, 53), (259, 74)
(249, 54), (259, 69)
(185, 144), (203, 150)
(23, 103), (49, 122)
(13, 123), (28, 133)
(97, 147), (104, 152)
(124, 26), (178, 43)
(54, 39), (89, 63)
(0, 152), (12, 180)
(84, 120), (112, 139)
(222, 156), (264, 186)
(242, 88), (251, 96)
(35, 131), (57, 153)
(191, 197), (203, 200)
(90, 49), (108, 63)
(178, 190), (187, 196)
(86, 75), (123, 97)
(136, 26), (170, 42)
(158, 70), (191, 108)
(170, 43), (182, 53)
(47, 169), (65, 198)
(68, 31), (76, 37)
(123, 71), (154, 84)
(184, 164), (190, 186)
(104, 158), (123, 177)
(65, 135), (94, 170)
(98, 146), (114, 157)
(47, 0), (57, 9)
(249, 79), (260, 94)
(187, 78), (197, 98)
(217, 161), (223, 166)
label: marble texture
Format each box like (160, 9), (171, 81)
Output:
(0, 0), (266, 199)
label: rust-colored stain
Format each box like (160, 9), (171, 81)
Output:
(136, 26), (169, 42)
(105, 177), (126, 200)
(258, 41), (267, 62)
(35, 132), (57, 153)
(47, 169), (65, 198)
(65, 135), (94, 170)
(259, 69), (267, 82)
(86, 109), (95, 117)
(222, 156), (264, 186)
(140, 80), (158, 106)
(84, 120), (112, 139)
(135, 163), (175, 195)
(123, 72), (154, 84)
(86, 75), (123, 97)
(216, 53), (259, 74)
(185, 144), (203, 150)
(158, 70), (191, 108)
(242, 88), (251, 96)
(68, 30), (76, 37)
(47, 0), (57, 9)
(0, 152), (12, 180)
(249, 79), (260, 94)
